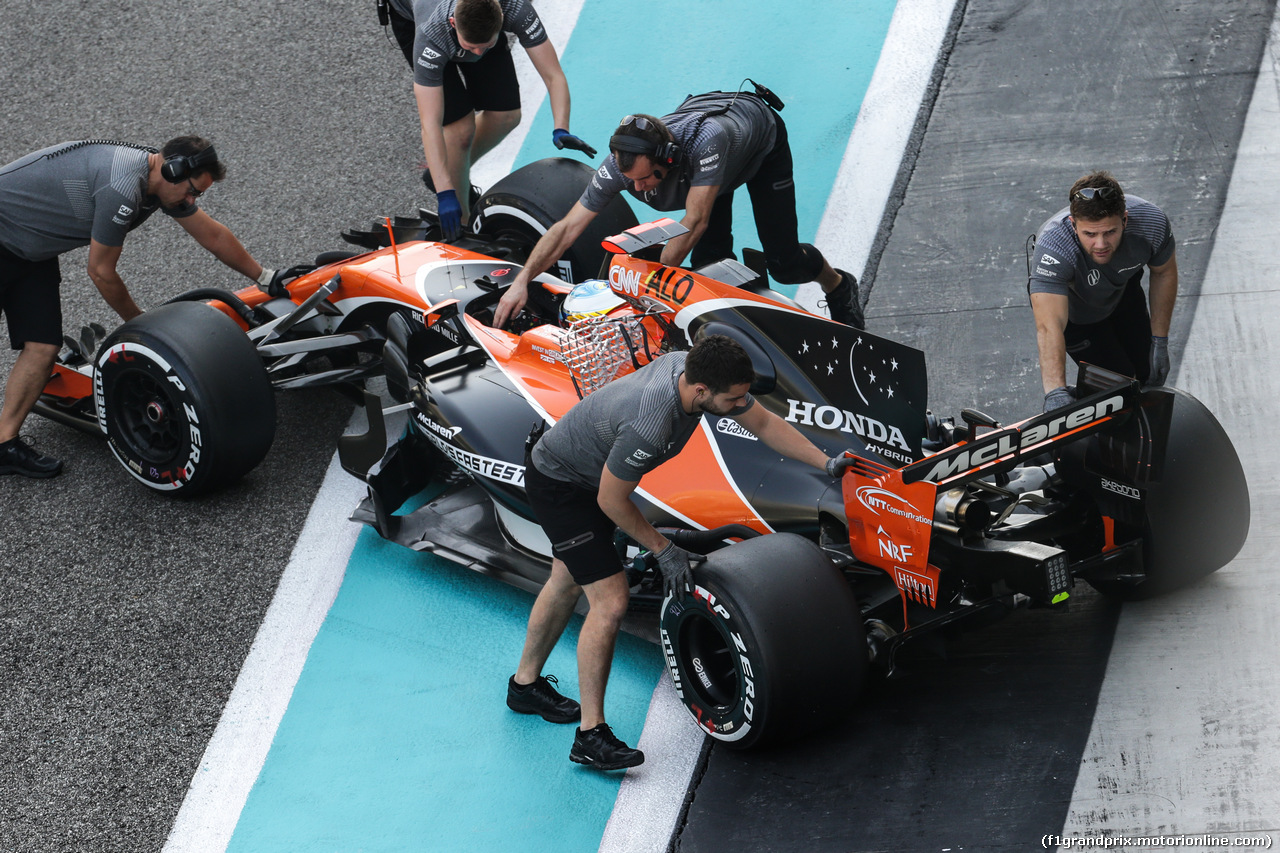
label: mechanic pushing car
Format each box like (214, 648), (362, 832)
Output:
(380, 0), (593, 239)
(1029, 170), (1179, 412)
(507, 334), (850, 770)
(0, 137), (285, 479)
(491, 84), (866, 330)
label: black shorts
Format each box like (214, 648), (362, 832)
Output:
(389, 10), (521, 126)
(1063, 272), (1152, 382)
(0, 245), (63, 350)
(524, 453), (624, 586)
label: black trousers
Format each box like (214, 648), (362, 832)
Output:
(691, 113), (825, 285)
(1063, 272), (1153, 383)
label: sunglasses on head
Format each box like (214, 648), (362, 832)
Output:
(618, 114), (655, 132)
(1072, 186), (1118, 201)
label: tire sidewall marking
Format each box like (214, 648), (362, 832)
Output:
(95, 340), (202, 491)
(661, 584), (759, 743)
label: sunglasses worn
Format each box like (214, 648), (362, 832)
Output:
(186, 178), (205, 199)
(618, 114), (655, 132)
(1072, 186), (1118, 201)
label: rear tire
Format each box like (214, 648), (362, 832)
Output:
(1081, 386), (1249, 600)
(95, 301), (275, 495)
(472, 157), (638, 283)
(659, 533), (867, 750)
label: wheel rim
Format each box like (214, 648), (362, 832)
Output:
(679, 609), (741, 711)
(110, 368), (184, 465)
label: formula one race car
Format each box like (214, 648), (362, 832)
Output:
(36, 159), (1250, 750)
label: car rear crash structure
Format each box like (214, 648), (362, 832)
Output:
(36, 159), (1251, 749)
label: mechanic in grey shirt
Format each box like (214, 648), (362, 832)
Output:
(382, 0), (591, 238)
(0, 137), (280, 479)
(493, 87), (866, 329)
(1028, 170), (1177, 412)
(507, 335), (841, 770)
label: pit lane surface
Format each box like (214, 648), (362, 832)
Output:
(1, 2), (1278, 853)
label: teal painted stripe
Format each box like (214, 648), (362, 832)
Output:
(519, 1), (898, 294)
(229, 512), (663, 853)
(229, 2), (897, 851)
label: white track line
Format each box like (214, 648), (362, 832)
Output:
(470, 0), (588, 193)
(161, 451), (366, 853)
(797, 0), (960, 315)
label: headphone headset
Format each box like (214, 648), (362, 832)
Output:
(608, 131), (683, 169)
(607, 80), (782, 171)
(161, 144), (218, 183)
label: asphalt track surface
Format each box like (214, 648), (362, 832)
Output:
(1, 2), (1278, 853)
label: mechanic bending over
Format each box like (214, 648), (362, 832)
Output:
(381, 0), (592, 239)
(491, 85), (865, 330)
(0, 137), (286, 479)
(507, 334), (851, 770)
(1029, 170), (1178, 413)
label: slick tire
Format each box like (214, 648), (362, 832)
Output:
(472, 157), (638, 284)
(659, 532), (868, 750)
(95, 301), (276, 496)
(1082, 387), (1249, 601)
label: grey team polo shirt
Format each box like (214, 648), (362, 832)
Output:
(532, 351), (754, 490)
(388, 0), (548, 87)
(1027, 195), (1175, 325)
(580, 92), (779, 214)
(0, 141), (196, 263)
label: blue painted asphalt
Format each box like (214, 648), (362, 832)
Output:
(229, 503), (664, 853)
(228, 3), (897, 850)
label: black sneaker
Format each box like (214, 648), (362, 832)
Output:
(822, 269), (866, 329)
(507, 674), (581, 724)
(570, 723), (644, 771)
(0, 437), (63, 478)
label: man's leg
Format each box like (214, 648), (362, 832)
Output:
(514, 557), (581, 684)
(690, 192), (736, 269)
(471, 109), (522, 163)
(574, 570), (630, 729)
(1111, 273), (1155, 383)
(745, 116), (863, 327)
(440, 112), (480, 220)
(447, 108), (521, 222)
(506, 556), (584, 723)
(0, 341), (64, 477)
(451, 38), (522, 220)
(0, 341), (59, 443)
(568, 569), (643, 770)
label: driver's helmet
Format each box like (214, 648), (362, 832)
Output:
(560, 279), (626, 325)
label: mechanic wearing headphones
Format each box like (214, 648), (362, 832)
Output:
(508, 334), (849, 770)
(492, 87), (864, 330)
(1029, 170), (1178, 412)
(0, 136), (282, 479)
(382, 0), (592, 238)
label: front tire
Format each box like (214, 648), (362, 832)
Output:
(472, 157), (638, 283)
(659, 533), (868, 750)
(95, 301), (275, 495)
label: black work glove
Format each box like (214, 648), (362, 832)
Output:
(552, 128), (597, 159)
(655, 541), (706, 598)
(1044, 386), (1075, 412)
(1148, 336), (1170, 387)
(256, 267), (294, 298)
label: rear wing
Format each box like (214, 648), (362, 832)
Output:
(900, 365), (1140, 487)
